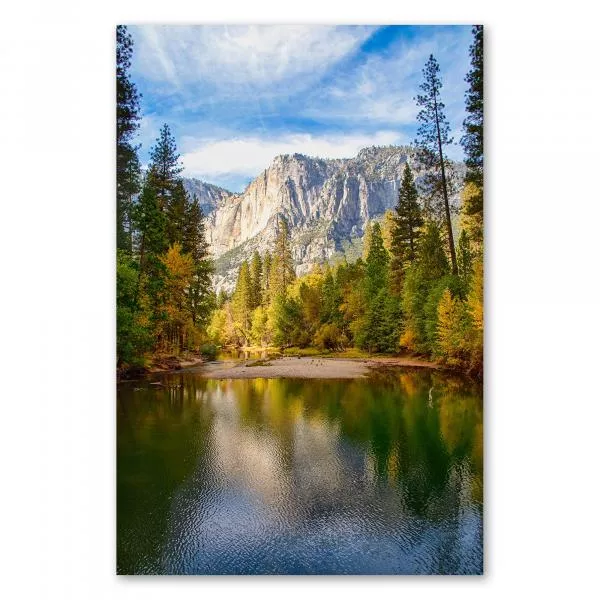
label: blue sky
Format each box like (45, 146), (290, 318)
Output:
(130, 25), (473, 192)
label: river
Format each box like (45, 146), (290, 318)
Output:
(117, 365), (483, 574)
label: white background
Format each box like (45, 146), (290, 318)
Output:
(1, 1), (599, 597)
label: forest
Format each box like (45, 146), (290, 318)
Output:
(116, 25), (483, 377)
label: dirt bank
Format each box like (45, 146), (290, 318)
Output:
(194, 355), (439, 380)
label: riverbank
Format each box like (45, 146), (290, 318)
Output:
(118, 353), (205, 380)
(193, 354), (439, 380)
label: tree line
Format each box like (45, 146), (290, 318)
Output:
(209, 26), (483, 375)
(116, 26), (214, 368)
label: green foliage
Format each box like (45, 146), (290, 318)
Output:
(270, 219), (295, 299)
(116, 25), (142, 253)
(461, 25), (484, 193)
(250, 251), (263, 310)
(232, 261), (253, 342)
(415, 54), (458, 275)
(392, 164), (423, 263)
(116, 250), (151, 366)
(199, 343), (218, 361)
(365, 222), (389, 299)
(314, 323), (346, 351)
(250, 306), (269, 346)
(115, 33), (483, 377)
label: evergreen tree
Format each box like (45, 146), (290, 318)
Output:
(166, 180), (188, 246)
(390, 164), (423, 295)
(400, 221), (451, 352)
(415, 55), (458, 275)
(147, 124), (183, 210)
(116, 25), (141, 253)
(133, 180), (168, 344)
(393, 164), (423, 262)
(262, 251), (272, 306)
(460, 26), (484, 255)
(321, 267), (343, 326)
(183, 194), (214, 328)
(365, 222), (389, 300)
(250, 251), (263, 310)
(116, 250), (151, 365)
(362, 221), (374, 259)
(461, 25), (484, 196)
(380, 210), (396, 254)
(270, 218), (295, 299)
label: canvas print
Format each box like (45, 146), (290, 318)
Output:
(116, 24), (484, 575)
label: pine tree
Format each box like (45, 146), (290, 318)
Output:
(418, 221), (450, 280)
(400, 221), (451, 352)
(116, 25), (142, 253)
(415, 55), (458, 275)
(262, 251), (272, 306)
(461, 25), (484, 254)
(183, 194), (214, 329)
(270, 218), (295, 300)
(132, 181), (168, 348)
(321, 267), (342, 326)
(166, 180), (188, 246)
(393, 164), (423, 262)
(390, 164), (423, 295)
(461, 25), (484, 196)
(365, 222), (389, 300)
(250, 251), (263, 310)
(362, 221), (374, 259)
(147, 124), (183, 210)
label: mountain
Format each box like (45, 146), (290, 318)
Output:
(183, 145), (463, 293)
(182, 178), (237, 216)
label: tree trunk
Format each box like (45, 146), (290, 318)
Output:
(433, 94), (458, 275)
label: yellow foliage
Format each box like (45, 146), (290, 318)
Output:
(399, 325), (418, 351)
(461, 182), (483, 251)
(436, 289), (464, 365)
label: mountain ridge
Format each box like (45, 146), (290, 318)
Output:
(183, 145), (463, 292)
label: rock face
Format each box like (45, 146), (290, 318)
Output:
(183, 145), (462, 293)
(182, 178), (237, 217)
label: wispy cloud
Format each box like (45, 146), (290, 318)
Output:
(132, 25), (373, 95)
(129, 25), (473, 190)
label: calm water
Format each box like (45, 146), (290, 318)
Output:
(117, 367), (483, 575)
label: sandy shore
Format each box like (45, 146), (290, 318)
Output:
(193, 355), (438, 380)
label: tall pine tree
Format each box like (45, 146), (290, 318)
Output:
(250, 251), (263, 310)
(415, 55), (458, 275)
(183, 194), (214, 328)
(390, 163), (423, 295)
(147, 123), (183, 210)
(461, 25), (484, 195)
(116, 25), (141, 253)
(461, 25), (484, 247)
(270, 217), (295, 300)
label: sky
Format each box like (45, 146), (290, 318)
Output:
(129, 25), (473, 193)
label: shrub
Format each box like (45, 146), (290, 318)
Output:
(199, 343), (218, 361)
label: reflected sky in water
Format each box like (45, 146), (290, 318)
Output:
(117, 369), (483, 574)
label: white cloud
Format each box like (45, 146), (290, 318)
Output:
(302, 28), (471, 129)
(181, 131), (406, 181)
(132, 25), (373, 93)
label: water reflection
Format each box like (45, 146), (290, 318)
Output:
(117, 369), (483, 574)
